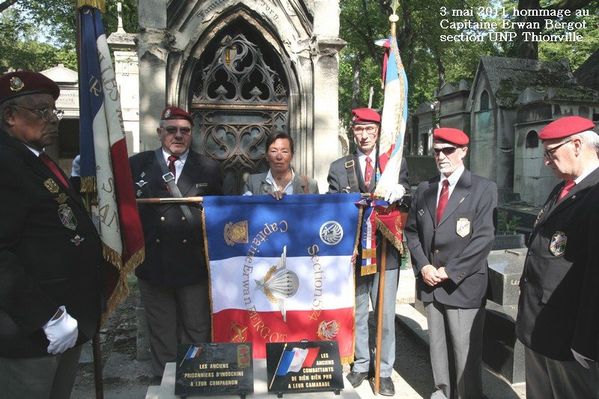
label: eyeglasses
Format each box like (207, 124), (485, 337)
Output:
(433, 146), (458, 156)
(163, 126), (192, 136)
(353, 125), (378, 136)
(543, 139), (571, 160)
(13, 105), (64, 121)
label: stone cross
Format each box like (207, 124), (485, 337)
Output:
(117, 1), (124, 33)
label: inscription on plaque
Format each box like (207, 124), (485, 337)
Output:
(266, 341), (343, 395)
(175, 342), (253, 397)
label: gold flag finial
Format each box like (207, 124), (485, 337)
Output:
(76, 0), (105, 12)
(389, 0), (400, 36)
(390, 0), (399, 16)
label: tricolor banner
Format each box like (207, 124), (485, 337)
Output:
(77, 2), (144, 316)
(373, 35), (409, 197)
(371, 33), (409, 253)
(202, 194), (362, 363)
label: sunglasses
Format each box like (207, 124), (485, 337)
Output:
(163, 126), (192, 136)
(433, 146), (458, 156)
(543, 139), (571, 160)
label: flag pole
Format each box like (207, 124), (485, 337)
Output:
(373, 1), (400, 394)
(76, 3), (105, 399)
(76, 3), (105, 398)
(136, 196), (204, 204)
(269, 343), (288, 390)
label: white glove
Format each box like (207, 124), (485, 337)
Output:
(571, 348), (593, 369)
(384, 184), (406, 203)
(43, 306), (78, 355)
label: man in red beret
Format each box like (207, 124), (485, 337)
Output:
(405, 127), (497, 399)
(129, 106), (223, 378)
(327, 107), (410, 396)
(516, 116), (599, 398)
(0, 71), (103, 397)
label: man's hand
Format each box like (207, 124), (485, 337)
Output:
(43, 306), (78, 355)
(270, 190), (285, 200)
(383, 184), (406, 204)
(421, 265), (442, 286)
(436, 267), (450, 282)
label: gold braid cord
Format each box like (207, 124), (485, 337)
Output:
(76, 0), (105, 12)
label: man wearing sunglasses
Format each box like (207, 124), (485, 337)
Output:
(516, 116), (599, 398)
(405, 127), (497, 399)
(327, 108), (410, 396)
(0, 71), (103, 398)
(129, 106), (222, 378)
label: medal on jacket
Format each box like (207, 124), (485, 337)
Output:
(70, 234), (85, 246)
(58, 204), (78, 231)
(54, 193), (68, 204)
(44, 178), (60, 194)
(534, 208), (544, 228)
(549, 231), (567, 256)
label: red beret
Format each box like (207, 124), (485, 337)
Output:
(0, 71), (60, 104)
(433, 127), (469, 146)
(161, 106), (194, 125)
(352, 108), (380, 124)
(538, 116), (595, 140)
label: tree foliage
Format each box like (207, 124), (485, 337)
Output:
(0, 0), (137, 73)
(339, 0), (598, 126)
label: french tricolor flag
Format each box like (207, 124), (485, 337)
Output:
(275, 347), (320, 376)
(202, 194), (361, 363)
(77, 2), (144, 315)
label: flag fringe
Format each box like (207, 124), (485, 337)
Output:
(361, 264), (377, 276)
(80, 176), (97, 194)
(376, 219), (404, 254)
(100, 246), (145, 323)
(340, 354), (353, 365)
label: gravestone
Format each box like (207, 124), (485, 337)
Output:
(484, 248), (527, 383)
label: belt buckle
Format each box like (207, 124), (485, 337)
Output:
(162, 172), (175, 183)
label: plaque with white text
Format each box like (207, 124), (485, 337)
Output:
(175, 342), (253, 397)
(266, 341), (343, 395)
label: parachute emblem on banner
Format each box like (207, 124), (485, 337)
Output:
(319, 221), (344, 246)
(255, 246), (299, 322)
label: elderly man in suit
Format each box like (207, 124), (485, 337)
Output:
(516, 116), (599, 398)
(130, 106), (223, 377)
(327, 108), (409, 396)
(0, 71), (103, 398)
(405, 128), (497, 399)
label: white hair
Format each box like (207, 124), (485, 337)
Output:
(574, 130), (599, 152)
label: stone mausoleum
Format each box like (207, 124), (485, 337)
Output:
(137, 0), (344, 194)
(408, 55), (599, 208)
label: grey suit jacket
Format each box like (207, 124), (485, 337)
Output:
(243, 171), (319, 195)
(405, 169), (497, 308)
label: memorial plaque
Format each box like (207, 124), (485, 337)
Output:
(266, 341), (343, 395)
(175, 342), (253, 397)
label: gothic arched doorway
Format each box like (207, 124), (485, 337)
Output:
(189, 24), (289, 194)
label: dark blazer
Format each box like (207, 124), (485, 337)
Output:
(516, 168), (599, 361)
(327, 155), (410, 271)
(405, 169), (497, 308)
(243, 171), (319, 195)
(0, 131), (102, 358)
(130, 150), (222, 287)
